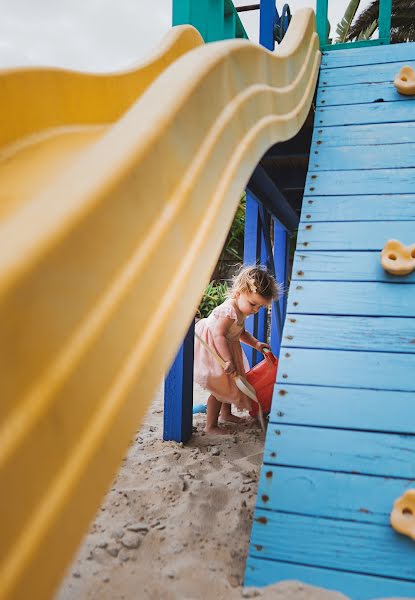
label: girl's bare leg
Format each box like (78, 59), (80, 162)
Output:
(205, 395), (229, 434)
(219, 402), (248, 424)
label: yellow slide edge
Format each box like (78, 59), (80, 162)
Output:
(0, 9), (320, 600)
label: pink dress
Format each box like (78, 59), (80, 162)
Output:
(194, 299), (249, 405)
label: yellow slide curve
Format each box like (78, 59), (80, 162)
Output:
(0, 10), (320, 600)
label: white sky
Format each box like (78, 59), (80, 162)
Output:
(0, 0), (371, 72)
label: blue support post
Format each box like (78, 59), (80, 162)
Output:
(243, 2), (280, 367)
(163, 320), (194, 442)
(258, 205), (284, 352)
(165, 0), (289, 440)
(243, 191), (261, 367)
(378, 0), (392, 43)
(248, 165), (299, 232)
(316, 0), (329, 47)
(258, 0), (289, 358)
(257, 221), (268, 353)
(271, 221), (289, 353)
(163, 1), (198, 442)
(165, 0), (249, 442)
(259, 0), (277, 51)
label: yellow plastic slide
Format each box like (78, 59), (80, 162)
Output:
(0, 10), (320, 600)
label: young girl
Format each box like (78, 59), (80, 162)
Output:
(194, 265), (279, 434)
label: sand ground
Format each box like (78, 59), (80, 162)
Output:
(54, 385), (411, 600)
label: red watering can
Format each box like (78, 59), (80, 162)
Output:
(246, 349), (278, 418)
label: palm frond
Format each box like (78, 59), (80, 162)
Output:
(335, 0), (362, 42)
(348, 0), (415, 42)
(347, 0), (379, 40)
(391, 25), (415, 41)
(357, 19), (378, 40)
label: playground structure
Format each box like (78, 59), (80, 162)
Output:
(0, 0), (414, 599)
(245, 2), (415, 597)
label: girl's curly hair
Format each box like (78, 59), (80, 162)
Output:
(229, 265), (282, 300)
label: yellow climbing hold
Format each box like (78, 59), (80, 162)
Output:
(391, 490), (415, 540)
(381, 239), (415, 276)
(393, 65), (415, 96)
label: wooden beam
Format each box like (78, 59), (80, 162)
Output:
(247, 165), (299, 233)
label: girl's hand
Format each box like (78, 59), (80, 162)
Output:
(223, 360), (236, 374)
(255, 341), (270, 353)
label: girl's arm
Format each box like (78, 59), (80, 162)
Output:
(240, 328), (270, 353)
(210, 317), (236, 374)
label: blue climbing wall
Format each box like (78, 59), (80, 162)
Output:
(245, 41), (415, 598)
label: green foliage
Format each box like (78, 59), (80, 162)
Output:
(328, 0), (378, 45)
(211, 194), (245, 280)
(197, 281), (229, 319)
(347, 1), (415, 44)
(335, 0), (361, 42)
(356, 19), (378, 40)
(197, 194), (245, 319)
(216, 194), (245, 276)
(329, 0), (415, 45)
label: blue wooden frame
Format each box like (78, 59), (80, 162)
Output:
(246, 37), (415, 593)
(316, 0), (392, 51)
(245, 161), (296, 360)
(253, 0), (290, 359)
(243, 1), (274, 368)
(163, 320), (194, 442)
(242, 191), (268, 366)
(173, 0), (248, 43)
(164, 0), (248, 443)
(164, 0), (292, 442)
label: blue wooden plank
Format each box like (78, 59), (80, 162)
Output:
(313, 121), (415, 147)
(163, 320), (194, 442)
(320, 41), (415, 69)
(297, 221), (415, 251)
(282, 314), (415, 354)
(275, 347), (415, 391)
(302, 195), (415, 222)
(317, 81), (411, 106)
(250, 509), (415, 581)
(264, 425), (415, 478)
(269, 384), (415, 433)
(257, 466), (415, 523)
(245, 556), (415, 598)
(321, 40), (390, 53)
(310, 142), (415, 171)
(246, 37), (415, 597)
(315, 102), (415, 127)
(306, 168), (415, 196)
(292, 251), (415, 282)
(288, 281), (415, 317)
(320, 60), (415, 86)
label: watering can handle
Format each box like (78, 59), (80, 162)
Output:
(194, 332), (226, 368)
(262, 347), (276, 364)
